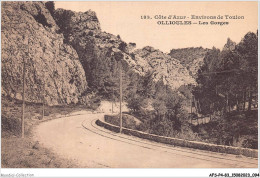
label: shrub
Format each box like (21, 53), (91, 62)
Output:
(104, 114), (139, 130)
(1, 116), (21, 136)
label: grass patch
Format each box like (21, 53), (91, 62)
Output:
(1, 96), (93, 168)
(1, 137), (80, 168)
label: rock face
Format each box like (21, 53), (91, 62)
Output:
(54, 9), (195, 90)
(133, 46), (195, 88)
(222, 38), (236, 51)
(1, 2), (88, 105)
(169, 47), (210, 78)
(54, 8), (144, 94)
(2, 2), (198, 105)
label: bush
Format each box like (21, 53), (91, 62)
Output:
(1, 116), (21, 136)
(149, 117), (176, 137)
(193, 110), (258, 149)
(104, 114), (139, 130)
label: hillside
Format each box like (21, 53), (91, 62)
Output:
(2, 1), (196, 105)
(53, 6), (197, 93)
(169, 47), (210, 77)
(53, 8), (145, 98)
(133, 46), (195, 88)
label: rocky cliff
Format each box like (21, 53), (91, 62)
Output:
(133, 46), (195, 88)
(53, 8), (148, 96)
(2, 1), (198, 105)
(54, 8), (195, 91)
(169, 47), (210, 78)
(1, 2), (88, 105)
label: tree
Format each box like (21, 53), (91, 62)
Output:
(193, 31), (258, 115)
(126, 95), (147, 113)
(195, 47), (222, 115)
(235, 32), (258, 111)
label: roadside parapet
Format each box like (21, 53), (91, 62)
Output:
(96, 118), (258, 158)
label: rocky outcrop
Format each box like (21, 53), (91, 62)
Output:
(1, 2), (88, 105)
(133, 46), (195, 88)
(54, 8), (144, 95)
(54, 9), (195, 90)
(169, 47), (210, 78)
(222, 38), (236, 51)
(2, 1), (199, 105)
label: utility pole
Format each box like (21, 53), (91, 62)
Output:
(42, 86), (45, 120)
(21, 55), (26, 138)
(21, 37), (29, 138)
(42, 47), (46, 120)
(112, 88), (114, 113)
(119, 62), (123, 133)
(2, 22), (32, 138)
(42, 71), (45, 120)
(190, 95), (193, 124)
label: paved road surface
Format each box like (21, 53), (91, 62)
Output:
(34, 112), (258, 168)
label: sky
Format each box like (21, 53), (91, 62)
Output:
(55, 1), (258, 53)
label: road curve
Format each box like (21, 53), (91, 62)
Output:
(34, 112), (258, 168)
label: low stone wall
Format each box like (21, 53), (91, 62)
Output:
(96, 119), (258, 158)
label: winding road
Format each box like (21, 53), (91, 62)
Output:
(34, 112), (258, 168)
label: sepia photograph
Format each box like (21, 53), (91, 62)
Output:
(1, 0), (259, 177)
